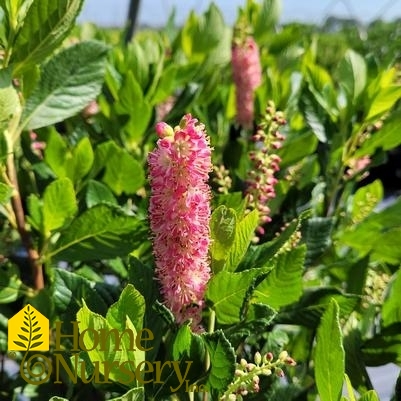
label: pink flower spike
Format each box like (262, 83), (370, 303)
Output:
(148, 114), (212, 331)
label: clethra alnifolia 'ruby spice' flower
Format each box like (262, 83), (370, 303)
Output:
(148, 114), (212, 331)
(245, 101), (286, 238)
(232, 35), (262, 129)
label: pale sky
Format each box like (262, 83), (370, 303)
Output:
(78, 0), (401, 27)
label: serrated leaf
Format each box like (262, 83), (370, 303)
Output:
(42, 177), (77, 235)
(12, 0), (85, 73)
(206, 267), (271, 325)
(202, 330), (235, 396)
(86, 179), (117, 208)
(52, 268), (108, 321)
(21, 40), (109, 130)
(210, 205), (236, 273)
(48, 204), (147, 262)
(225, 209), (259, 272)
(340, 197), (401, 264)
(303, 217), (333, 265)
(77, 301), (137, 384)
(106, 284), (145, 334)
(315, 299), (344, 401)
(253, 246), (306, 309)
(66, 136), (94, 184)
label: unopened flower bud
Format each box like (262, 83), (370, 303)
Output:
(254, 352), (262, 365)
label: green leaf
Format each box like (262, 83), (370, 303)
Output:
(77, 301), (139, 385)
(0, 264), (22, 303)
(42, 177), (77, 235)
(52, 269), (109, 334)
(362, 324), (401, 366)
(351, 180), (383, 224)
(337, 50), (367, 103)
(210, 205), (236, 273)
(48, 204), (147, 262)
(225, 209), (259, 272)
(21, 40), (109, 130)
(106, 284), (145, 334)
(366, 85), (401, 122)
(181, 4), (225, 61)
(339, 197), (401, 264)
(355, 110), (401, 157)
(202, 330), (235, 397)
(253, 246), (306, 309)
(86, 179), (117, 208)
(302, 217), (333, 266)
(66, 137), (94, 183)
(277, 288), (359, 328)
(94, 141), (145, 196)
(382, 271), (401, 328)
(114, 71), (151, 144)
(0, 182), (12, 205)
(0, 68), (21, 145)
(359, 391), (380, 401)
(315, 299), (345, 401)
(12, 0), (84, 73)
(206, 267), (271, 325)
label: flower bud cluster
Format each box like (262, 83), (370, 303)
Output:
(245, 101), (286, 237)
(222, 350), (296, 400)
(212, 164), (233, 195)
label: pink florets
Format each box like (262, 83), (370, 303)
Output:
(148, 114), (212, 330)
(232, 36), (262, 129)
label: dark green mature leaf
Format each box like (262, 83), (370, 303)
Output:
(12, 0), (84, 73)
(253, 246), (306, 309)
(277, 288), (360, 328)
(339, 197), (401, 264)
(315, 299), (344, 401)
(203, 330), (235, 397)
(42, 177), (77, 235)
(382, 271), (401, 328)
(52, 269), (108, 328)
(21, 41), (109, 130)
(48, 204), (147, 262)
(362, 324), (401, 366)
(302, 217), (333, 266)
(206, 267), (271, 325)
